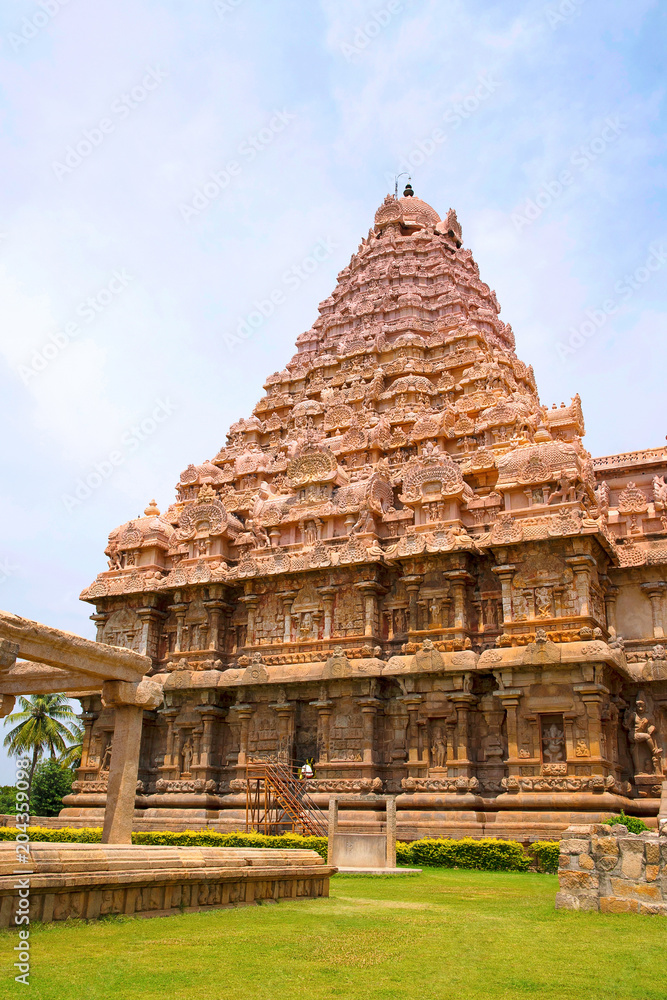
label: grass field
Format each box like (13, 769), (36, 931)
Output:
(1, 870), (666, 1000)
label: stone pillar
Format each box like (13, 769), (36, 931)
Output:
(311, 698), (333, 763)
(386, 796), (397, 868)
(171, 603), (188, 653)
(271, 701), (295, 762)
(447, 573), (470, 635)
(641, 583), (667, 639)
(204, 600), (226, 650)
(495, 687), (522, 774)
(358, 699), (381, 764)
(90, 612), (109, 643)
(356, 582), (383, 638)
(566, 556), (596, 618)
(192, 727), (202, 767)
(162, 709), (179, 768)
(280, 591), (298, 644)
(327, 796), (339, 864)
(241, 595), (260, 646)
(136, 607), (165, 659)
(451, 694), (475, 767)
(78, 702), (100, 768)
(603, 585), (619, 637)
(318, 587), (336, 640)
(492, 566), (516, 625)
(574, 683), (607, 773)
(402, 576), (422, 633)
(198, 708), (225, 768)
(100, 677), (162, 845)
(235, 706), (253, 767)
(399, 696), (422, 764)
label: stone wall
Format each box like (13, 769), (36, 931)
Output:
(556, 823), (667, 914)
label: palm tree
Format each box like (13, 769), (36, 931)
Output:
(57, 721), (85, 769)
(3, 695), (81, 796)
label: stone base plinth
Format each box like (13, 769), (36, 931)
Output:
(0, 843), (335, 927)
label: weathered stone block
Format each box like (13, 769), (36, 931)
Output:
(610, 878), (662, 902)
(559, 871), (599, 892)
(617, 838), (644, 855)
(560, 839), (591, 855)
(645, 864), (659, 882)
(558, 854), (571, 868)
(621, 853), (644, 880)
(596, 856), (618, 873)
(645, 843), (660, 865)
(591, 836), (619, 857)
(555, 891), (584, 910)
(600, 897), (639, 914)
(579, 853), (594, 870)
(638, 902), (667, 916)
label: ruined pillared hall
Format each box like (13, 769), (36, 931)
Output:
(66, 187), (667, 839)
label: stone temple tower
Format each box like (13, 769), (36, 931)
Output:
(68, 186), (667, 839)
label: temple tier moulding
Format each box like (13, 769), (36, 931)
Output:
(68, 187), (667, 839)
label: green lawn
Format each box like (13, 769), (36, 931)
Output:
(2, 870), (665, 1000)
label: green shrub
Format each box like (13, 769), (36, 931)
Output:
(530, 841), (560, 874)
(410, 837), (530, 872)
(132, 829), (329, 859)
(396, 841), (413, 866)
(603, 812), (650, 835)
(0, 785), (17, 815)
(0, 825), (103, 843)
(30, 760), (75, 817)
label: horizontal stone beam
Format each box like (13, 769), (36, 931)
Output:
(0, 611), (150, 684)
(0, 661), (103, 696)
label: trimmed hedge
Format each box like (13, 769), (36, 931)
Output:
(407, 837), (530, 871)
(530, 840), (560, 874)
(0, 827), (560, 873)
(0, 826), (328, 859)
(0, 826), (104, 844)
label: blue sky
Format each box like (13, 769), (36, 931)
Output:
(0, 0), (665, 782)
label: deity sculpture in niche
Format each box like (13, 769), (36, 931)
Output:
(100, 740), (113, 773)
(540, 715), (566, 763)
(430, 726), (447, 769)
(181, 736), (194, 775)
(624, 694), (663, 776)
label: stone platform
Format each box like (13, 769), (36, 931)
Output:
(555, 824), (667, 914)
(0, 843), (335, 926)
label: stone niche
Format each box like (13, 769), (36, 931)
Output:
(556, 824), (667, 914)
